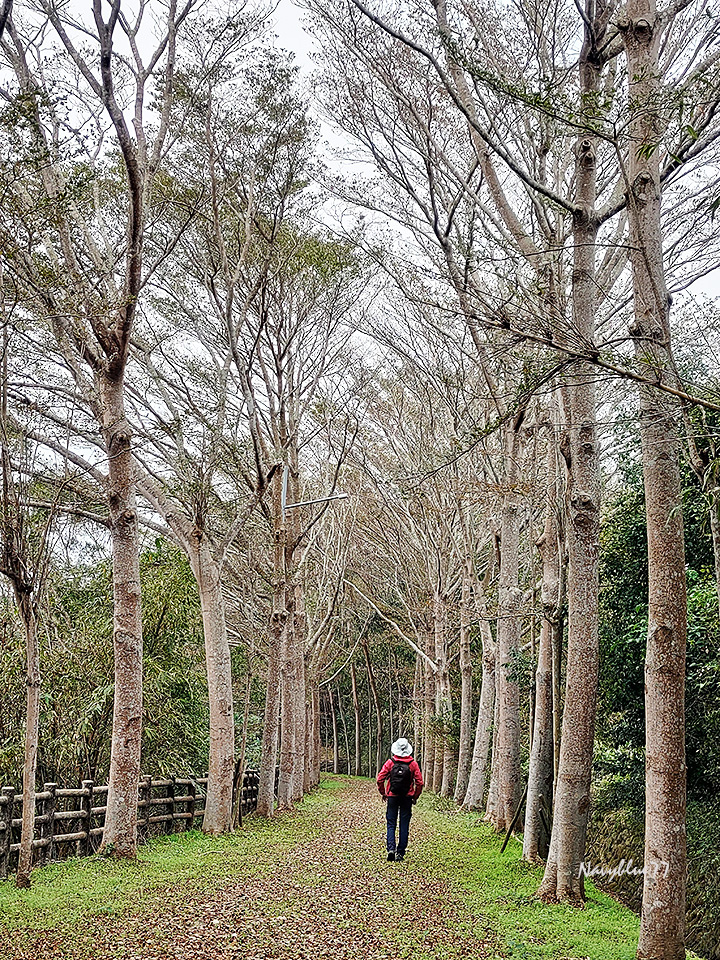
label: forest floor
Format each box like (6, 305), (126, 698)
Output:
(0, 776), (655, 960)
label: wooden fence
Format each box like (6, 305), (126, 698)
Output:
(0, 769), (260, 879)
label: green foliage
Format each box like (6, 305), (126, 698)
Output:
(0, 540), (211, 787)
(597, 469), (720, 799)
(587, 791), (720, 960)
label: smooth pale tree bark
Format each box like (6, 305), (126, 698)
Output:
(388, 650), (394, 745)
(257, 631), (282, 817)
(350, 659), (362, 776)
(187, 534), (234, 834)
(101, 375), (143, 857)
(621, 3), (688, 954)
(278, 464), (308, 807)
(536, 0), (605, 898)
(485, 690), (500, 822)
(412, 655), (422, 770)
(328, 687), (340, 774)
(463, 621), (496, 811)
(135, 470), (236, 833)
(278, 584), (297, 809)
(552, 608), (564, 791)
(433, 591), (455, 797)
(423, 646), (437, 791)
(524, 433), (561, 862)
(14, 590), (39, 888)
(313, 685), (321, 788)
(492, 424), (525, 832)
(258, 473), (287, 817)
(363, 637), (383, 774)
(303, 692), (312, 794)
(338, 687), (351, 775)
(454, 569), (474, 803)
(277, 462), (310, 809)
(539, 157), (601, 908)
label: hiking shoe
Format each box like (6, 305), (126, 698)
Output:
(387, 850), (396, 861)
(396, 852), (405, 862)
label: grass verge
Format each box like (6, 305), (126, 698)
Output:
(0, 777), (344, 938)
(412, 795), (704, 960)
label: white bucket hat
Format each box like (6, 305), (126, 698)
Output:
(391, 737), (413, 757)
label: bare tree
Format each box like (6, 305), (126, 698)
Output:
(1, 0), (197, 855)
(620, 0), (690, 951)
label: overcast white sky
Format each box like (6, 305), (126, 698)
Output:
(272, 0), (316, 72)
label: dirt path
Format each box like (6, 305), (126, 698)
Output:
(7, 778), (494, 960)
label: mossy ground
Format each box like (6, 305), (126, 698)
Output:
(0, 776), (701, 959)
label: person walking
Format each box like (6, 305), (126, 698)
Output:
(377, 737), (424, 862)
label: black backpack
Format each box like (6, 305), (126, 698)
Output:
(389, 759), (413, 797)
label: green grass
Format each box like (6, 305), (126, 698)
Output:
(412, 796), (703, 960)
(0, 778), (341, 934)
(0, 776), (703, 960)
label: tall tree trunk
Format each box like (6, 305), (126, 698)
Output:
(524, 439), (560, 862)
(337, 686), (351, 775)
(552, 599), (564, 792)
(423, 642), (436, 790)
(363, 638), (383, 774)
(434, 591), (454, 797)
(329, 687), (340, 774)
(189, 536), (234, 835)
(454, 568), (474, 803)
(350, 660), (362, 776)
(279, 464), (307, 806)
(15, 590), (39, 888)
(485, 686), (500, 822)
(257, 473), (286, 818)
(622, 6), (687, 954)
(303, 684), (312, 794)
(492, 424), (524, 832)
(538, 116), (601, 902)
(233, 669), (253, 828)
(412, 654), (422, 769)
(100, 374), (143, 858)
(312, 683), (321, 787)
(290, 582), (307, 802)
(388, 650), (395, 745)
(257, 624), (282, 817)
(278, 585), (297, 809)
(463, 622), (496, 810)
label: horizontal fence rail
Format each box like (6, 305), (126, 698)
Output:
(0, 768), (260, 879)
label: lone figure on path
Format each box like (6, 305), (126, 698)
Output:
(377, 737), (424, 862)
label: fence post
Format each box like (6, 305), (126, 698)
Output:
(0, 787), (15, 879)
(79, 781), (94, 857)
(138, 775), (151, 842)
(44, 783), (57, 863)
(168, 776), (177, 834)
(187, 780), (196, 831)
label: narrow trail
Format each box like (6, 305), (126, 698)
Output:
(8, 779), (495, 960)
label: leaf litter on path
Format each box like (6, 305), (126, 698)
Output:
(3, 778), (495, 960)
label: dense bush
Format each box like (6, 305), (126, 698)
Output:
(0, 541), (216, 787)
(593, 462), (720, 956)
(587, 788), (720, 960)
(598, 471), (720, 800)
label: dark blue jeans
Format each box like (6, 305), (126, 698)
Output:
(386, 796), (413, 854)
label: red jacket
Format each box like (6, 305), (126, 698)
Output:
(377, 755), (424, 800)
